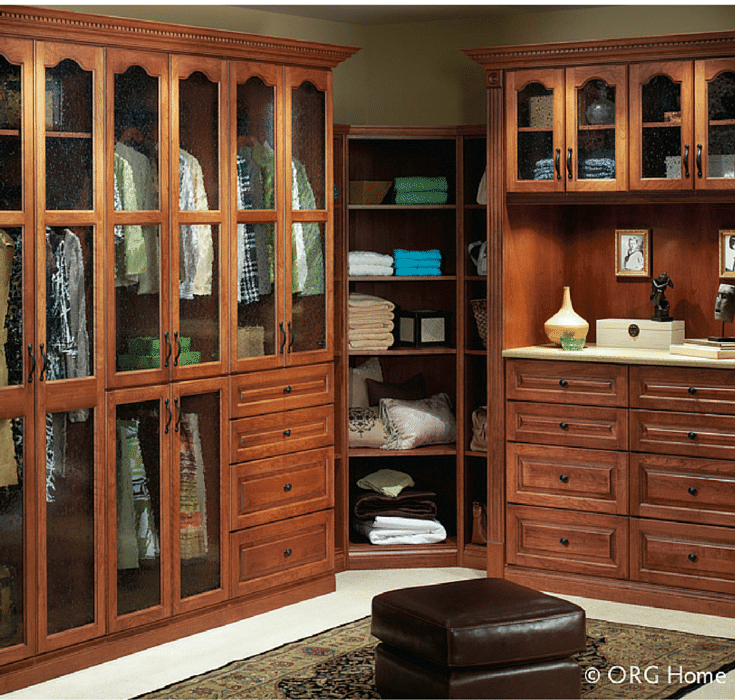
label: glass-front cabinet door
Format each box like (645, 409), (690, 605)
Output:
(695, 57), (735, 190)
(566, 65), (627, 192)
(230, 62), (283, 373)
(171, 56), (228, 380)
(629, 61), (694, 190)
(505, 68), (565, 192)
(285, 68), (332, 365)
(107, 50), (169, 388)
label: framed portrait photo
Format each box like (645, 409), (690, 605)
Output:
(719, 230), (735, 278)
(615, 229), (650, 277)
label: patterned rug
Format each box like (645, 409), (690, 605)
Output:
(136, 616), (735, 699)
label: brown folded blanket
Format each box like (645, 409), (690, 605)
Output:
(353, 490), (438, 521)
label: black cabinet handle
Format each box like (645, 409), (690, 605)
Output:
(174, 397), (181, 433)
(283, 429), (291, 437)
(174, 331), (182, 367)
(559, 379), (568, 388)
(560, 422), (569, 430)
(696, 144), (703, 178)
(688, 553), (698, 562)
(683, 144), (690, 178)
(688, 431), (697, 440)
(279, 322), (286, 354)
(27, 344), (35, 383)
(554, 148), (561, 180)
(284, 385), (293, 394)
(287, 321), (294, 353)
(567, 147), (573, 180)
(688, 486), (698, 496)
(284, 548), (293, 557)
(688, 386), (697, 395)
(165, 398), (172, 434)
(283, 483), (293, 492)
(164, 332), (172, 368)
(560, 537), (569, 546)
(39, 343), (47, 382)
(560, 474), (569, 484)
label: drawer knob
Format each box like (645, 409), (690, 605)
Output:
(284, 385), (293, 394)
(688, 386), (697, 395)
(559, 422), (569, 430)
(688, 486), (698, 496)
(284, 483), (293, 492)
(688, 431), (697, 440)
(688, 553), (698, 562)
(560, 537), (569, 546)
(559, 474), (569, 484)
(559, 379), (568, 388)
(283, 429), (292, 437)
(284, 548), (293, 558)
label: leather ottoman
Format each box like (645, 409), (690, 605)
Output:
(371, 578), (586, 699)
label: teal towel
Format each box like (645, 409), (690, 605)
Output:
(395, 191), (448, 205)
(395, 266), (442, 276)
(394, 249), (442, 262)
(394, 176), (449, 193)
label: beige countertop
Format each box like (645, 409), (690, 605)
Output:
(502, 343), (735, 369)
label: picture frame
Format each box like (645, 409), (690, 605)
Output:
(615, 229), (650, 277)
(719, 229), (735, 278)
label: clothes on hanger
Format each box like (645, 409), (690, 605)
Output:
(0, 229), (18, 488)
(179, 413), (208, 561)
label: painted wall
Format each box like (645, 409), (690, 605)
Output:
(56, 5), (735, 126)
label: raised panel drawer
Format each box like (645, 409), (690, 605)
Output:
(506, 359), (627, 406)
(230, 447), (334, 531)
(631, 365), (735, 415)
(230, 404), (333, 463)
(507, 504), (628, 579)
(631, 453), (735, 527)
(631, 409), (735, 460)
(230, 510), (333, 599)
(231, 363), (334, 418)
(631, 518), (735, 596)
(507, 443), (628, 514)
(506, 402), (627, 450)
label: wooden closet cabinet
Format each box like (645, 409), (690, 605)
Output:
(0, 5), (356, 692)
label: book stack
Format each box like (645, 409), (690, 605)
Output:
(670, 338), (735, 359)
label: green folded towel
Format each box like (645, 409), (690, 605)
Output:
(394, 176), (448, 193)
(395, 191), (448, 205)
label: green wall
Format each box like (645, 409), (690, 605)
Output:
(56, 5), (735, 126)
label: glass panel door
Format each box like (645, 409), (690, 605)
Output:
(0, 50), (25, 212)
(291, 221), (326, 354)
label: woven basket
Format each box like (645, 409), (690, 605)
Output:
(471, 299), (487, 348)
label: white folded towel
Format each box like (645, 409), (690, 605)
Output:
(349, 263), (395, 276)
(348, 251), (394, 266)
(353, 517), (446, 545)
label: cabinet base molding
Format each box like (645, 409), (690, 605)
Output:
(0, 574), (335, 695)
(504, 566), (735, 619)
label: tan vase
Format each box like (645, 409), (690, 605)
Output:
(544, 286), (589, 345)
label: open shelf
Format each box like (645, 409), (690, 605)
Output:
(349, 444), (457, 458)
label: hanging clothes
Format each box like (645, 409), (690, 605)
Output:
(236, 150), (268, 304)
(179, 413), (208, 561)
(0, 229), (18, 488)
(113, 151), (146, 285)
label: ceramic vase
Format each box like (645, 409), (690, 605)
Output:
(544, 286), (589, 345)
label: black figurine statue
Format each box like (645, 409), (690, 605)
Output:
(650, 272), (674, 322)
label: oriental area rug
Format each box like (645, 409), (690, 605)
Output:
(136, 616), (735, 700)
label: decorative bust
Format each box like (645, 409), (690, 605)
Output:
(650, 272), (674, 321)
(715, 283), (735, 323)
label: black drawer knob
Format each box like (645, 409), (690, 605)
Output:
(284, 548), (293, 557)
(559, 422), (569, 430)
(688, 553), (698, 562)
(560, 537), (569, 546)
(559, 474), (569, 484)
(559, 379), (568, 388)
(284, 385), (293, 394)
(283, 429), (292, 437)
(688, 386), (697, 395)
(284, 483), (293, 492)
(688, 486), (698, 496)
(688, 431), (697, 440)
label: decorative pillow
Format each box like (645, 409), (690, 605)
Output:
(379, 393), (457, 451)
(349, 357), (383, 408)
(348, 407), (388, 448)
(366, 373), (426, 406)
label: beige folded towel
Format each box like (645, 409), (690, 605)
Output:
(349, 293), (395, 311)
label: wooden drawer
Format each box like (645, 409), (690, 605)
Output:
(230, 448), (334, 531)
(631, 409), (735, 460)
(631, 453), (735, 527)
(507, 443), (628, 515)
(230, 510), (333, 598)
(631, 365), (735, 415)
(231, 363), (333, 418)
(631, 518), (735, 596)
(507, 504), (628, 579)
(230, 404), (333, 463)
(506, 401), (627, 450)
(506, 359), (627, 407)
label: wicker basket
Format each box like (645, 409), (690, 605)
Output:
(471, 299), (487, 348)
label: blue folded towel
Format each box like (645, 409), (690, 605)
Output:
(394, 249), (442, 262)
(395, 266), (442, 276)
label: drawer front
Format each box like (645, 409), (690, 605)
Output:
(230, 404), (333, 463)
(230, 447), (334, 531)
(506, 359), (627, 407)
(507, 504), (628, 579)
(507, 443), (628, 514)
(631, 409), (735, 460)
(631, 365), (735, 415)
(631, 454), (735, 527)
(506, 402), (628, 450)
(231, 510), (333, 598)
(231, 363), (334, 418)
(631, 518), (735, 596)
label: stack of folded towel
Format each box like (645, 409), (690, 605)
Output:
(348, 293), (395, 351)
(393, 176), (449, 205)
(533, 157), (555, 180)
(348, 250), (394, 276)
(393, 248), (442, 276)
(579, 151), (616, 179)
(353, 516), (447, 545)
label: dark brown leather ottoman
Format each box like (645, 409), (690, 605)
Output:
(371, 578), (586, 699)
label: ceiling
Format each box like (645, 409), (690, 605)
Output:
(239, 4), (581, 26)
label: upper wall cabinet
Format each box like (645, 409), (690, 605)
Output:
(506, 65), (627, 193)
